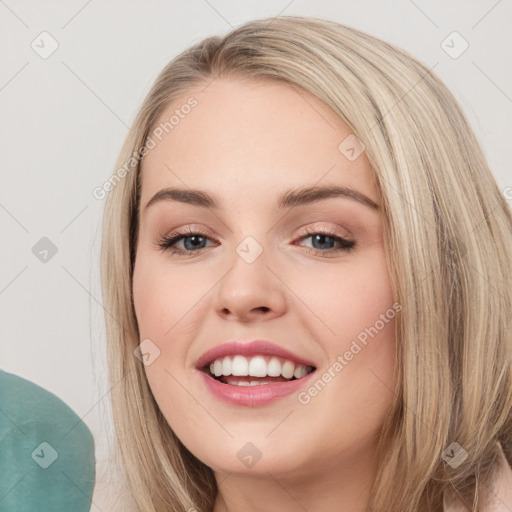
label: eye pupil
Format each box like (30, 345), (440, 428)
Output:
(184, 235), (205, 250)
(312, 234), (334, 250)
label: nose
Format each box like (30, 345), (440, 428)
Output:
(212, 246), (287, 323)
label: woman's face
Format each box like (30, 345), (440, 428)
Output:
(132, 77), (397, 485)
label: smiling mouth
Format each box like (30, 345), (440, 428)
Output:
(201, 354), (316, 386)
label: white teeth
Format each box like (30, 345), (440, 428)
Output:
(281, 360), (295, 379)
(294, 365), (307, 379)
(248, 356), (267, 377)
(267, 357), (282, 377)
(222, 357), (231, 376)
(213, 359), (223, 377)
(207, 354), (312, 380)
(232, 355), (249, 376)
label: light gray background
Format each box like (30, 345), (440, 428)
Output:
(1, 0), (511, 501)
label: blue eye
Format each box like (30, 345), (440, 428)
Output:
(301, 232), (355, 254)
(156, 226), (356, 258)
(298, 226), (356, 256)
(156, 228), (215, 255)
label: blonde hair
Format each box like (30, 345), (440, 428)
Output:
(100, 15), (512, 512)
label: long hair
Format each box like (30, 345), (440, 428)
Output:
(99, 15), (512, 512)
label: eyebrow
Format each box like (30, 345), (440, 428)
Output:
(143, 184), (380, 212)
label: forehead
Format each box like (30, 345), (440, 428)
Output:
(139, 77), (378, 207)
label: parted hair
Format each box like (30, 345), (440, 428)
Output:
(99, 15), (512, 512)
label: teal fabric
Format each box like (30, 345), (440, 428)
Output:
(0, 369), (95, 511)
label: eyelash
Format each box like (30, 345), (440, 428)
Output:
(155, 225), (356, 258)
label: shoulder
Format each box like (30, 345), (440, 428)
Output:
(445, 446), (512, 512)
(485, 449), (512, 512)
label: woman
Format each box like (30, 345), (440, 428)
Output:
(99, 15), (512, 512)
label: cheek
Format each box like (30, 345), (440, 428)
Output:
(132, 255), (206, 340)
(291, 247), (395, 346)
(132, 266), (198, 435)
(132, 255), (210, 411)
(291, 248), (397, 415)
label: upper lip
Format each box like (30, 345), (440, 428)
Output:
(195, 340), (317, 370)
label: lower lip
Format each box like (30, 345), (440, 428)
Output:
(197, 369), (316, 407)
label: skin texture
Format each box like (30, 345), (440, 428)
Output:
(132, 77), (398, 512)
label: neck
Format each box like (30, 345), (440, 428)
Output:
(212, 441), (378, 512)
